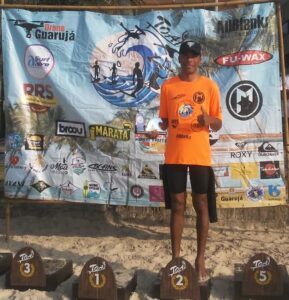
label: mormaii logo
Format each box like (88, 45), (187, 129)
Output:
(215, 50), (272, 66)
(56, 120), (86, 137)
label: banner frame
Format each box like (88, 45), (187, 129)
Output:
(0, 0), (281, 11)
(1, 0), (288, 241)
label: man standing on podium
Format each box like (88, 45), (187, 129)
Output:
(148, 40), (222, 283)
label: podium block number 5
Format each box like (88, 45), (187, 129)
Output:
(254, 270), (272, 285)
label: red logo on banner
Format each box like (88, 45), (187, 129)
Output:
(215, 50), (272, 66)
(10, 155), (19, 166)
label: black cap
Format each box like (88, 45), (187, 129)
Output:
(179, 41), (201, 56)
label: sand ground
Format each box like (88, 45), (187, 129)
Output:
(0, 203), (288, 299)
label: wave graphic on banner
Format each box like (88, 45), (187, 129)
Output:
(91, 28), (171, 107)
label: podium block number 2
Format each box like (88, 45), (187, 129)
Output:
(171, 273), (189, 290)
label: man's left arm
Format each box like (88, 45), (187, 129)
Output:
(208, 81), (222, 131)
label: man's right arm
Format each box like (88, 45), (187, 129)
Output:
(159, 118), (168, 131)
(145, 118), (168, 139)
(146, 82), (168, 139)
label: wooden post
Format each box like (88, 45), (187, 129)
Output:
(5, 199), (10, 243)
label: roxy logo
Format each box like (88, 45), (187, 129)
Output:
(231, 142), (251, 158)
(215, 50), (272, 66)
(56, 121), (86, 137)
(25, 45), (55, 79)
(235, 142), (247, 150)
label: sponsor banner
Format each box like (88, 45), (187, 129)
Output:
(2, 3), (285, 207)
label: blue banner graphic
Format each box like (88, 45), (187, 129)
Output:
(2, 3), (286, 207)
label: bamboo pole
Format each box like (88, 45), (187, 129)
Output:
(0, 0), (277, 11)
(276, 2), (289, 198)
(277, 3), (289, 136)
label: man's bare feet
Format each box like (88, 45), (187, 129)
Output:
(195, 257), (209, 283)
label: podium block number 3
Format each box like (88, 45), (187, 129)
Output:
(20, 261), (35, 277)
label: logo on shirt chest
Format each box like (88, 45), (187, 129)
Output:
(178, 104), (193, 118)
(193, 91), (205, 104)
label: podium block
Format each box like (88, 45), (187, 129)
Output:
(0, 253), (12, 275)
(72, 256), (137, 300)
(153, 257), (211, 300)
(234, 252), (289, 299)
(6, 246), (73, 291)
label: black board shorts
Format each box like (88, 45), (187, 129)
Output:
(165, 164), (210, 194)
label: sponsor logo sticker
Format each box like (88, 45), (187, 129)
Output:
(130, 185), (144, 199)
(215, 50), (272, 66)
(226, 81), (262, 121)
(71, 156), (86, 175)
(83, 180), (101, 199)
(138, 164), (157, 179)
(60, 180), (78, 195)
(268, 185), (281, 197)
(246, 186), (264, 202)
(213, 166), (230, 177)
(25, 134), (44, 151)
(260, 161), (280, 179)
(56, 120), (86, 137)
(7, 133), (22, 149)
(258, 142), (278, 156)
(89, 123), (132, 141)
(31, 180), (51, 192)
(25, 45), (55, 79)
(149, 185), (164, 202)
(88, 163), (117, 172)
(22, 83), (57, 113)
